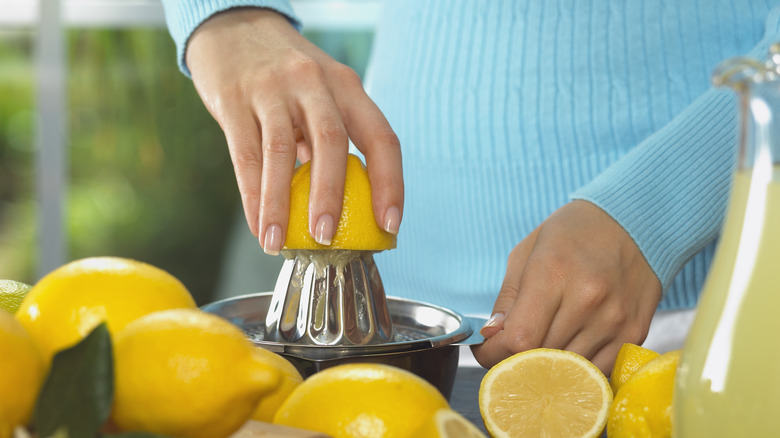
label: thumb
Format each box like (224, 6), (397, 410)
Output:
(479, 286), (516, 338)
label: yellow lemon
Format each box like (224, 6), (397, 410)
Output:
(249, 351), (303, 423)
(607, 350), (680, 438)
(273, 363), (448, 437)
(284, 154), (396, 251)
(610, 343), (660, 393)
(479, 348), (612, 438)
(0, 310), (46, 438)
(410, 408), (487, 438)
(111, 308), (280, 438)
(16, 256), (196, 362)
(0, 279), (32, 314)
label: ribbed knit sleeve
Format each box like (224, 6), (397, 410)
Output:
(160, 0), (300, 77)
(571, 7), (780, 291)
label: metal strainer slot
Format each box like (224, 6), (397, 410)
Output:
(264, 250), (393, 346)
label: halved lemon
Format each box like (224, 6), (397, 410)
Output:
(609, 343), (660, 393)
(410, 408), (487, 438)
(284, 154), (396, 251)
(479, 348), (612, 438)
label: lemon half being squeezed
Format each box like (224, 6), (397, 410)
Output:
(284, 154), (396, 251)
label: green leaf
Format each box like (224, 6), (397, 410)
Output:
(33, 323), (114, 438)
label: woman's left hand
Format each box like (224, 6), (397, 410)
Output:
(471, 200), (662, 374)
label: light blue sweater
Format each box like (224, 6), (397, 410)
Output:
(162, 0), (780, 316)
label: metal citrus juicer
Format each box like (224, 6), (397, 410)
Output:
(264, 249), (394, 346)
(201, 156), (485, 398)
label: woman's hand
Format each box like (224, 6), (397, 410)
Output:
(472, 200), (662, 374)
(186, 8), (403, 254)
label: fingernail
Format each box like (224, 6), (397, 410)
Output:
(263, 224), (282, 256)
(383, 206), (401, 234)
(314, 214), (334, 246)
(480, 313), (505, 336)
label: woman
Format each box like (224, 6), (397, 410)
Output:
(161, 0), (780, 372)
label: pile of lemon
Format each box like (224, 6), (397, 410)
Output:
(1, 257), (286, 438)
(1, 256), (485, 438)
(477, 343), (680, 438)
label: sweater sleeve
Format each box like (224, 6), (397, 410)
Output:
(570, 7), (780, 291)
(160, 0), (302, 78)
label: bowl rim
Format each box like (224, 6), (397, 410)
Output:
(201, 292), (476, 360)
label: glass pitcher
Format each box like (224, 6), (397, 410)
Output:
(673, 45), (780, 436)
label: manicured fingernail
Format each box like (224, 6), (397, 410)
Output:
(314, 214), (334, 246)
(263, 224), (282, 256)
(383, 206), (401, 234)
(480, 313), (505, 336)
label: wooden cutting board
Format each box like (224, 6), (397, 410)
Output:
(229, 420), (331, 437)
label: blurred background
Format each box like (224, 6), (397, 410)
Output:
(0, 0), (376, 305)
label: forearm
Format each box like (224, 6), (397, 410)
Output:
(571, 6), (780, 290)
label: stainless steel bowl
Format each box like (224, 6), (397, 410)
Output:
(201, 292), (485, 399)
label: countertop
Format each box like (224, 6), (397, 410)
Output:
(450, 365), (490, 434)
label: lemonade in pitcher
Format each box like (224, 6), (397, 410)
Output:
(674, 48), (780, 436)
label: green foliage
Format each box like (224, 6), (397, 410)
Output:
(65, 29), (237, 304)
(0, 30), (36, 282)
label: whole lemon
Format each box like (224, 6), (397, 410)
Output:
(0, 279), (32, 314)
(249, 352), (303, 423)
(16, 257), (196, 362)
(111, 308), (280, 438)
(284, 154), (396, 251)
(273, 363), (449, 437)
(0, 310), (46, 438)
(607, 350), (680, 438)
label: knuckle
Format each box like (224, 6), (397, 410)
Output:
(506, 245), (525, 266)
(505, 330), (538, 354)
(264, 134), (294, 156)
(315, 121), (347, 145)
(332, 63), (362, 85)
(577, 275), (610, 308)
(285, 52), (324, 79)
(231, 148), (262, 168)
(602, 302), (629, 329)
(374, 126), (401, 149)
(497, 284), (521, 303)
(230, 148), (263, 175)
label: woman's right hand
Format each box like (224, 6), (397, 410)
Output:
(185, 8), (404, 254)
